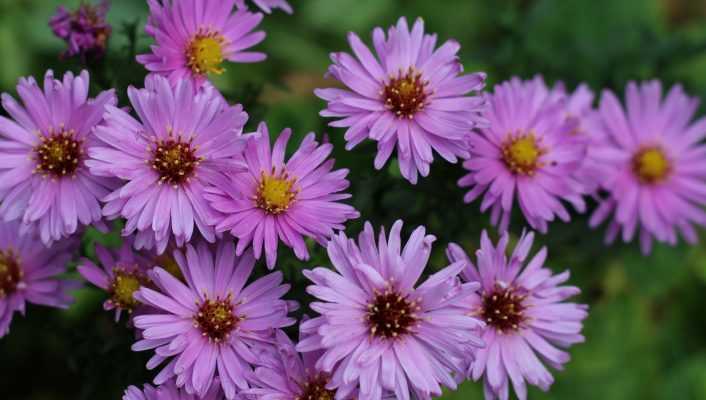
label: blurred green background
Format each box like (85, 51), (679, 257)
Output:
(2, 0), (706, 398)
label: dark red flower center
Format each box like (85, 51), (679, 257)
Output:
(297, 373), (336, 400)
(481, 286), (526, 333)
(151, 137), (201, 186)
(194, 296), (242, 342)
(108, 266), (150, 311)
(382, 67), (428, 119)
(34, 130), (83, 178)
(366, 289), (420, 339)
(0, 249), (22, 299)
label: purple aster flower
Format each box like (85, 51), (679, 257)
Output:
(77, 239), (152, 322)
(137, 0), (266, 89)
(459, 76), (588, 233)
(123, 379), (224, 400)
(296, 220), (484, 400)
(588, 81), (706, 254)
(49, 1), (112, 60)
(235, 0), (293, 14)
(246, 327), (358, 399)
(316, 17), (487, 184)
(446, 230), (588, 400)
(0, 70), (117, 245)
(131, 240), (297, 399)
(206, 122), (360, 269)
(0, 220), (80, 338)
(87, 75), (249, 254)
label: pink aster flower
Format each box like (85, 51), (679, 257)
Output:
(0, 70), (117, 245)
(131, 241), (297, 399)
(246, 328), (358, 399)
(77, 239), (152, 322)
(459, 76), (588, 233)
(123, 379), (224, 400)
(297, 220), (484, 400)
(316, 17), (486, 184)
(588, 81), (706, 254)
(137, 0), (266, 89)
(446, 231), (588, 400)
(206, 122), (359, 269)
(49, 0), (112, 60)
(235, 0), (292, 14)
(87, 75), (249, 254)
(0, 220), (79, 338)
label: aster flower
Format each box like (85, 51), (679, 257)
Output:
(49, 0), (112, 59)
(588, 81), (706, 253)
(137, 0), (266, 89)
(235, 0), (293, 14)
(0, 70), (117, 245)
(316, 17), (486, 184)
(296, 220), (484, 400)
(446, 230), (588, 400)
(246, 327), (358, 399)
(87, 74), (249, 254)
(0, 220), (79, 338)
(206, 122), (359, 269)
(77, 239), (152, 322)
(459, 76), (588, 233)
(131, 240), (296, 399)
(123, 379), (224, 400)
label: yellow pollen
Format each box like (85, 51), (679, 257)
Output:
(186, 34), (225, 76)
(633, 147), (670, 184)
(110, 269), (146, 310)
(255, 170), (297, 215)
(502, 133), (544, 175)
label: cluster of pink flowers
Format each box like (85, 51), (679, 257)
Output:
(1, 0), (705, 399)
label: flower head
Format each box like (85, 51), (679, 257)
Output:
(138, 0), (266, 89)
(297, 220), (484, 399)
(246, 328), (358, 399)
(0, 70), (117, 245)
(87, 75), (249, 254)
(49, 0), (112, 59)
(235, 0), (292, 14)
(131, 240), (296, 399)
(459, 76), (588, 233)
(316, 17), (486, 184)
(588, 81), (706, 253)
(0, 220), (80, 338)
(123, 379), (224, 400)
(78, 239), (153, 322)
(207, 122), (359, 269)
(446, 231), (588, 400)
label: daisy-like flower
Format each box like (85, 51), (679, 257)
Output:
(206, 122), (359, 269)
(588, 81), (706, 253)
(0, 70), (116, 245)
(296, 220), (484, 400)
(87, 75), (249, 254)
(0, 220), (79, 338)
(235, 0), (292, 14)
(49, 0), (112, 60)
(137, 0), (266, 89)
(131, 241), (296, 399)
(446, 231), (588, 400)
(77, 239), (152, 322)
(316, 17), (486, 184)
(246, 328), (358, 399)
(459, 76), (588, 233)
(123, 379), (224, 400)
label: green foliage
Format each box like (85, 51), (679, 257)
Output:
(1, 0), (706, 399)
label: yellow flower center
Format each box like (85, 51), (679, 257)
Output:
(154, 254), (184, 282)
(255, 170), (297, 215)
(502, 133), (544, 175)
(633, 147), (670, 184)
(109, 268), (147, 311)
(186, 33), (226, 76)
(0, 249), (22, 299)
